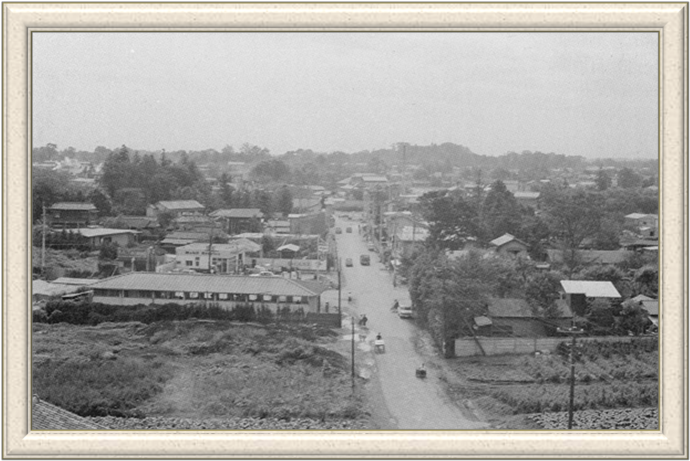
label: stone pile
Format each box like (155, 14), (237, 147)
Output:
(87, 415), (368, 430)
(530, 408), (658, 430)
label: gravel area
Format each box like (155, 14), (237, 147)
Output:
(529, 407), (658, 430)
(87, 415), (370, 430)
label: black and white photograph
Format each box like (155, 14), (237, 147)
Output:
(4, 2), (687, 459)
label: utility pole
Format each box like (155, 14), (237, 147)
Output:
(557, 326), (585, 429)
(337, 258), (342, 328)
(41, 204), (46, 274)
(351, 316), (355, 389)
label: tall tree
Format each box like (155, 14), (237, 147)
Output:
(419, 191), (478, 251)
(481, 180), (522, 241)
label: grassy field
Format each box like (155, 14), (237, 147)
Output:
(33, 320), (368, 423)
(443, 338), (658, 420)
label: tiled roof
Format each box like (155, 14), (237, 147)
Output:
(210, 208), (263, 219)
(560, 280), (621, 298)
(32, 396), (109, 430)
(90, 273), (318, 297)
(48, 202), (97, 211)
(157, 200), (205, 210)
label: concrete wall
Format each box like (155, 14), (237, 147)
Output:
(454, 335), (640, 357)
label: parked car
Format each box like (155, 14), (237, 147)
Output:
(359, 254), (371, 266)
(398, 305), (413, 319)
(345, 258), (353, 267)
(367, 243), (375, 251)
(335, 227), (342, 234)
(346, 227), (352, 233)
(250, 270), (277, 277)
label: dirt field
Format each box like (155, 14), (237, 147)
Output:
(32, 320), (372, 429)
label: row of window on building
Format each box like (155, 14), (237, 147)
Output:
(93, 289), (308, 304)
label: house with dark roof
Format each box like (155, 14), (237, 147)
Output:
(512, 191), (540, 209)
(146, 200), (205, 218)
(546, 249), (631, 266)
(32, 396), (109, 430)
(489, 233), (529, 257)
(90, 272), (323, 313)
(47, 202), (98, 228)
(103, 215), (160, 231)
(210, 208), (263, 234)
(476, 298), (573, 337)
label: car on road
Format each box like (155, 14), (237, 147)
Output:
(367, 243), (375, 251)
(250, 270), (277, 277)
(335, 227), (342, 234)
(346, 227), (352, 233)
(398, 305), (413, 318)
(359, 254), (371, 266)
(345, 258), (353, 267)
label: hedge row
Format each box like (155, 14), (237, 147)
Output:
(34, 300), (307, 326)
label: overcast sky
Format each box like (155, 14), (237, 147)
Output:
(32, 32), (658, 158)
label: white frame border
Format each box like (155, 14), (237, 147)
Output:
(3, 3), (687, 458)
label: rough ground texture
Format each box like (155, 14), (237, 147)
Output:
(87, 415), (369, 430)
(529, 407), (658, 430)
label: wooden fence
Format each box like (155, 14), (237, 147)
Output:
(454, 335), (643, 357)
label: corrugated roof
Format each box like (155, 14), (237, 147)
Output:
(641, 300), (659, 316)
(75, 228), (139, 238)
(474, 315), (493, 327)
(489, 233), (527, 248)
(160, 238), (197, 246)
(513, 192), (540, 199)
(560, 280), (621, 298)
(50, 277), (100, 286)
(177, 240), (261, 254)
(90, 273), (318, 297)
(32, 280), (72, 297)
(157, 200), (204, 210)
(32, 397), (109, 430)
(48, 202), (97, 211)
(631, 294), (654, 303)
(210, 208), (263, 219)
(625, 213), (650, 219)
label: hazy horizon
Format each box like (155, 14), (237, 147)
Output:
(32, 32), (658, 159)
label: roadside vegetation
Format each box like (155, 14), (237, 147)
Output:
(33, 320), (367, 425)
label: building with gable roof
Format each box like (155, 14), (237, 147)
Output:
(489, 233), (529, 257)
(90, 272), (323, 313)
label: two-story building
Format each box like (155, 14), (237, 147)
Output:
(47, 202), (98, 228)
(146, 200), (205, 218)
(175, 240), (260, 273)
(210, 208), (264, 235)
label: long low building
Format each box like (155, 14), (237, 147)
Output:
(89, 272), (323, 312)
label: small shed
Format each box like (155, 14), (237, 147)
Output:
(489, 233), (529, 257)
(560, 280), (621, 316)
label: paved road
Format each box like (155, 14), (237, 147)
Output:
(333, 215), (484, 430)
